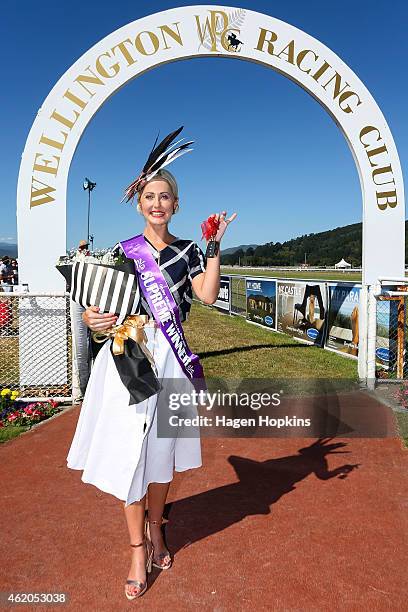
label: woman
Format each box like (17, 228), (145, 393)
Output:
(66, 132), (236, 599)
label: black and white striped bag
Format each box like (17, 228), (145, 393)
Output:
(60, 261), (140, 318)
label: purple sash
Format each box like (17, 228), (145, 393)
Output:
(120, 234), (206, 391)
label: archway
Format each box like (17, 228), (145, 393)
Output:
(16, 6), (405, 380)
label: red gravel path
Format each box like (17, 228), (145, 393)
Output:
(1, 394), (407, 611)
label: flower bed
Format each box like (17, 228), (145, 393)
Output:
(394, 382), (408, 411)
(0, 388), (62, 430)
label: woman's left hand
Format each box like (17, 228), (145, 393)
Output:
(210, 211), (238, 242)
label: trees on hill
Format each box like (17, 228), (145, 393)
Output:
(221, 223), (363, 267)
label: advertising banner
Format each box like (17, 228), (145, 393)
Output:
(277, 281), (327, 345)
(326, 284), (360, 357)
(246, 278), (276, 329)
(214, 275), (231, 312)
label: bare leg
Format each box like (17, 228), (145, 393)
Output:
(147, 482), (171, 566)
(123, 496), (148, 597)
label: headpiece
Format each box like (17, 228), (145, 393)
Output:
(122, 126), (193, 204)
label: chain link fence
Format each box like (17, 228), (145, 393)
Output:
(376, 292), (408, 381)
(0, 293), (72, 399)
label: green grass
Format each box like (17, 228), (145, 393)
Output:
(395, 412), (408, 449)
(184, 303), (408, 446)
(184, 302), (358, 379)
(221, 266), (362, 282)
(0, 425), (29, 443)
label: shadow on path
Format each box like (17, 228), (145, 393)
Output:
(159, 438), (359, 563)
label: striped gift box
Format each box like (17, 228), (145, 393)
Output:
(66, 261), (140, 318)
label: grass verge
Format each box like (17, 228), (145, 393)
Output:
(184, 302), (357, 379)
(221, 267), (362, 282)
(395, 412), (408, 449)
(0, 425), (29, 443)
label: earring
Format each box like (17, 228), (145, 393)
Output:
(136, 203), (142, 214)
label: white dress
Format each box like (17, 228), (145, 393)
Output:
(66, 237), (206, 506)
(66, 325), (202, 506)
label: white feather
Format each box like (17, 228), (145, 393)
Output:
(148, 137), (192, 170)
(154, 148), (193, 172)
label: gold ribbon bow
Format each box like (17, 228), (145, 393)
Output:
(92, 314), (157, 374)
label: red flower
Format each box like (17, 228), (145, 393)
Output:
(201, 215), (220, 241)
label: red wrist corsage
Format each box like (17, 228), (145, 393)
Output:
(201, 215), (220, 241)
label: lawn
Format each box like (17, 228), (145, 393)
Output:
(221, 266), (362, 282)
(0, 424), (28, 443)
(184, 302), (358, 379)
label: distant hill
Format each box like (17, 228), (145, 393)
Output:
(221, 244), (258, 256)
(5, 220), (408, 267)
(221, 222), (405, 267)
(0, 243), (17, 258)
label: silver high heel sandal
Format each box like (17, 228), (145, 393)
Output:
(124, 535), (154, 600)
(146, 517), (173, 570)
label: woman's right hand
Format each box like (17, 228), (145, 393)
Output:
(82, 306), (118, 332)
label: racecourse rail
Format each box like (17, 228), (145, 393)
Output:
(0, 274), (406, 401)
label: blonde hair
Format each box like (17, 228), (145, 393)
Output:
(138, 169), (178, 200)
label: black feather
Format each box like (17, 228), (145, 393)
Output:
(143, 126), (184, 173)
(145, 131), (160, 168)
(147, 141), (193, 175)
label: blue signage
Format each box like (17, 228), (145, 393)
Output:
(307, 327), (319, 340)
(376, 348), (393, 362)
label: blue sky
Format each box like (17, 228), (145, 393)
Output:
(2, 0), (407, 252)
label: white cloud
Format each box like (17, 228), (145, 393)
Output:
(0, 237), (16, 242)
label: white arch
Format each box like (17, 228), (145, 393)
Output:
(16, 6), (405, 380)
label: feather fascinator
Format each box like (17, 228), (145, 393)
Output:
(122, 126), (194, 204)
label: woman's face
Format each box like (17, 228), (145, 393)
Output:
(139, 180), (177, 226)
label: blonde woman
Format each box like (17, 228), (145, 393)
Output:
(66, 129), (236, 599)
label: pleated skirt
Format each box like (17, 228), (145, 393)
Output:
(66, 325), (202, 506)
